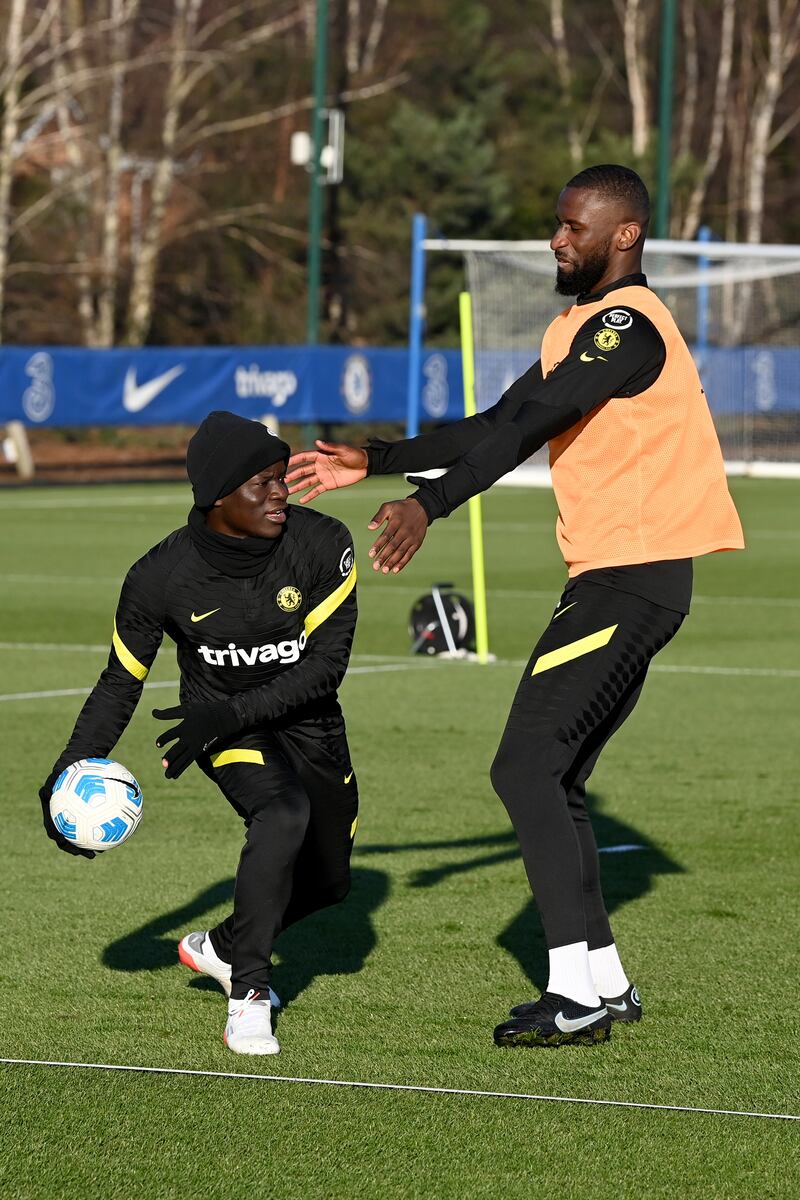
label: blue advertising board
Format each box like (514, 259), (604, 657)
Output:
(0, 346), (464, 427)
(0, 343), (797, 428)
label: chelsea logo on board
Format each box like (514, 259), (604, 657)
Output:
(277, 586), (302, 612)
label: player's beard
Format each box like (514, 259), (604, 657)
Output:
(555, 236), (613, 296)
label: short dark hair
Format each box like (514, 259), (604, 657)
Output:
(564, 164), (650, 224)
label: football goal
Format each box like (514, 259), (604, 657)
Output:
(407, 216), (800, 479)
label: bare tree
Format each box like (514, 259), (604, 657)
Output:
(0, 0), (57, 339)
(549, 0), (582, 168)
(615, 0), (651, 157)
(346, 0), (361, 73)
(99, 0), (141, 344)
(744, 0), (800, 243)
(675, 0), (697, 166)
(342, 0), (389, 76)
(123, 0), (204, 345)
(361, 0), (388, 74)
(679, 0), (735, 239)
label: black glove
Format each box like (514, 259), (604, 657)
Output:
(40, 770), (96, 859)
(153, 701), (240, 779)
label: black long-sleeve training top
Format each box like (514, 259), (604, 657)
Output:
(51, 506), (357, 778)
(365, 274), (693, 614)
(366, 274), (667, 513)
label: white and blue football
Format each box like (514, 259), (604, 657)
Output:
(50, 758), (143, 852)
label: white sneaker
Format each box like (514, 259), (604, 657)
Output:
(178, 931), (280, 1008)
(224, 989), (280, 1056)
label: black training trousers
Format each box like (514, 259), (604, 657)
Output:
(490, 579), (683, 951)
(200, 708), (358, 999)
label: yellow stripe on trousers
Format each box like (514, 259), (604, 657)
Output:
(209, 749), (265, 768)
(531, 624), (618, 676)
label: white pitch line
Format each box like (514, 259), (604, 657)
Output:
(4, 575), (120, 585)
(465, 657), (800, 680)
(0, 660), (797, 702)
(652, 663), (800, 679)
(356, 584), (800, 609)
(0, 1059), (796, 1122)
(0, 646), (414, 659)
(347, 663), (433, 675)
(0, 641), (110, 653)
(0, 644), (420, 660)
(445, 522), (800, 538)
(0, 680), (180, 702)
(4, 575), (800, 610)
(492, 660), (800, 679)
(0, 494), (187, 510)
(494, 658), (800, 679)
(0, 662), (430, 703)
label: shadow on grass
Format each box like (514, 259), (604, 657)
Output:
(102, 866), (389, 1005)
(356, 791), (683, 992)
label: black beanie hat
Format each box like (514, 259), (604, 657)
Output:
(186, 410), (291, 508)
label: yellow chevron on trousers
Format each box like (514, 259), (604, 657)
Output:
(210, 749), (265, 768)
(531, 623), (618, 676)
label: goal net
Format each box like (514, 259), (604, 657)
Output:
(423, 235), (800, 477)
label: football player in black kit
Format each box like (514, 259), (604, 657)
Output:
(38, 411), (359, 1056)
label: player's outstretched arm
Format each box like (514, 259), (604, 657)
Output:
(286, 442), (368, 503)
(407, 306), (666, 528)
(286, 363), (546, 504)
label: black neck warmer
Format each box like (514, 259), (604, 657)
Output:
(187, 505), (282, 578)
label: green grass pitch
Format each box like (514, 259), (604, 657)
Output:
(1, 478), (798, 1198)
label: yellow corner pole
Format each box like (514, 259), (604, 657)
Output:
(459, 291), (490, 663)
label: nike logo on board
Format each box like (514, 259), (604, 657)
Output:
(191, 608), (221, 623)
(554, 1007), (607, 1033)
(123, 364), (186, 412)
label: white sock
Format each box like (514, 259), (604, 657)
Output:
(202, 934), (230, 969)
(588, 943), (630, 998)
(547, 941), (600, 1007)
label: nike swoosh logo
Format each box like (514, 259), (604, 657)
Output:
(191, 608), (220, 623)
(553, 602), (576, 620)
(123, 364), (186, 412)
(579, 352), (607, 363)
(606, 1001), (628, 1013)
(344, 771), (354, 784)
(554, 1007), (607, 1033)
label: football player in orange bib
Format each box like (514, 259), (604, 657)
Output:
(288, 165), (744, 1048)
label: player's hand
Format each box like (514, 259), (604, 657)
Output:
(153, 701), (239, 779)
(39, 774), (96, 859)
(367, 499), (429, 573)
(286, 441), (368, 503)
